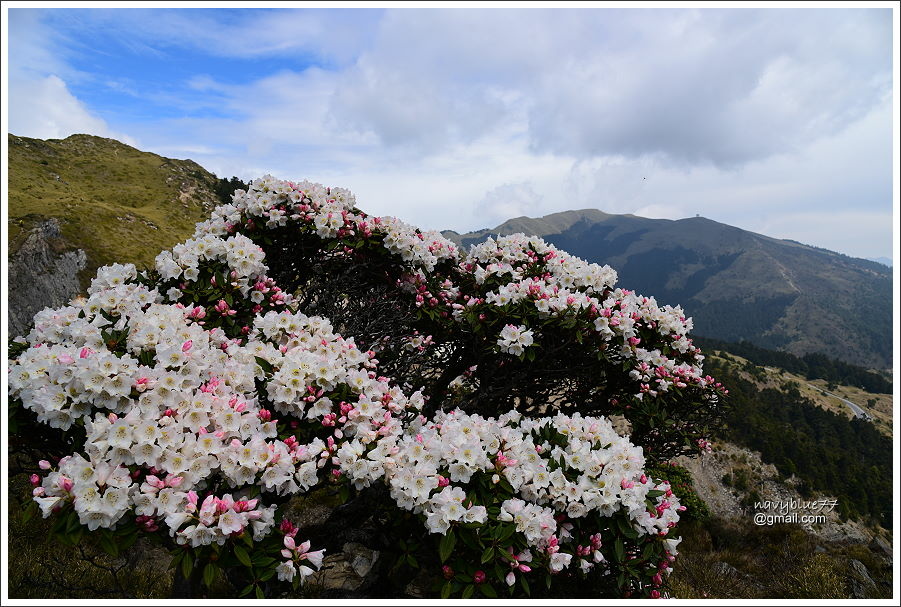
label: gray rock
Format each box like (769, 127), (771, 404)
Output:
(714, 561), (741, 578)
(404, 570), (435, 599)
(309, 542), (379, 594)
(869, 536), (892, 560)
(345, 542), (378, 579)
(7, 218), (87, 338)
(847, 559), (875, 599)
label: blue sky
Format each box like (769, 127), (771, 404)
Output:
(4, 6), (897, 261)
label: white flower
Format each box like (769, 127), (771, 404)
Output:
(276, 561), (296, 582)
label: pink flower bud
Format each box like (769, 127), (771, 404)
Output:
(38, 460), (51, 470)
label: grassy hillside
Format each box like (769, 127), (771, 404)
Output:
(8, 133), (221, 286)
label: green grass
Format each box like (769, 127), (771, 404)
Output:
(8, 133), (218, 286)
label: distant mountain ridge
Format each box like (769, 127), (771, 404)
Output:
(443, 209), (892, 370)
(867, 256), (892, 268)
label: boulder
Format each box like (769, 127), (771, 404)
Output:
(309, 542), (380, 596)
(847, 559), (875, 599)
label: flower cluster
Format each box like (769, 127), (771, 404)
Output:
(33, 454), (135, 530)
(448, 235), (713, 394)
(277, 534), (325, 584)
(497, 324), (534, 356)
(466, 233), (618, 294)
(198, 175), (459, 272)
(156, 233), (268, 294)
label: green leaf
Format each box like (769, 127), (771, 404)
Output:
(21, 500), (37, 525)
(234, 544), (252, 567)
(406, 554), (418, 568)
(120, 532), (138, 550)
(617, 516), (638, 539)
(254, 356), (273, 374)
(462, 584), (475, 599)
(203, 563), (217, 588)
(614, 539), (625, 563)
(441, 581), (452, 599)
(499, 548), (516, 562)
(481, 546), (495, 564)
(439, 530), (457, 563)
(181, 553), (193, 579)
(255, 585), (265, 599)
(69, 525), (84, 545)
(252, 555), (277, 568)
(493, 563), (504, 579)
(460, 531), (480, 551)
(498, 477), (514, 494)
(239, 584), (254, 597)
(480, 583), (498, 598)
(65, 511), (81, 534)
(100, 532), (119, 558)
(259, 569), (275, 582)
(520, 574), (531, 596)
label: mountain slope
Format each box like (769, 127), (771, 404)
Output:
(8, 133), (220, 274)
(444, 210), (892, 370)
(7, 133), (222, 336)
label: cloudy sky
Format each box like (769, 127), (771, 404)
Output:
(5, 6), (896, 261)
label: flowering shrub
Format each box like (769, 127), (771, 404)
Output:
(8, 175), (726, 598)
(201, 176), (727, 460)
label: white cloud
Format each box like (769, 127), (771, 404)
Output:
(320, 9), (892, 167)
(472, 182), (544, 228)
(5, 8), (894, 261)
(8, 75), (135, 145)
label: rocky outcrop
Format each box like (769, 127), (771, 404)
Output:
(676, 441), (873, 543)
(847, 559), (877, 599)
(308, 543), (380, 596)
(8, 218), (86, 338)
